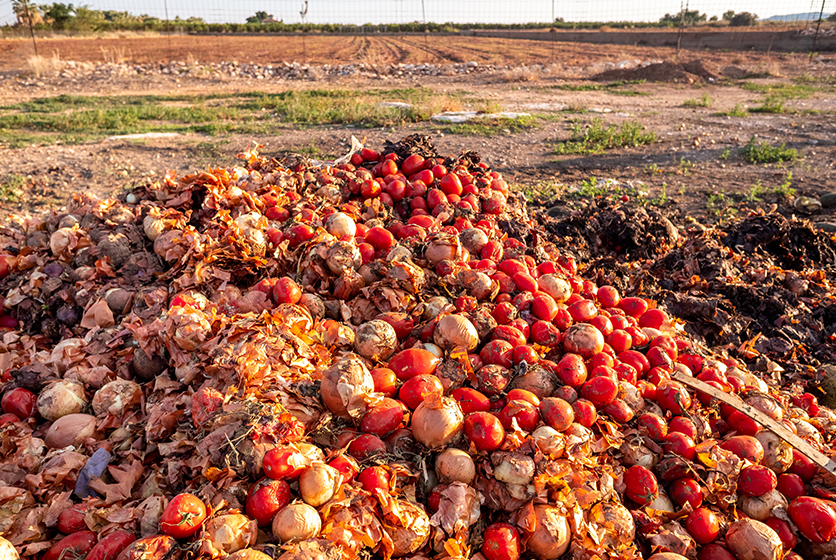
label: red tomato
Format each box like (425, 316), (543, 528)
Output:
(370, 368), (398, 397)
(357, 466), (390, 493)
(602, 399), (635, 423)
(43, 532), (98, 560)
(482, 522), (521, 560)
(57, 504), (89, 534)
(639, 308), (667, 329)
(480, 339), (514, 368)
(448, 388), (489, 415)
(619, 297), (649, 317)
(272, 277), (302, 304)
(597, 286), (621, 308)
(475, 364), (512, 396)
(263, 446), (308, 480)
(788, 496), (836, 543)
(348, 434), (387, 461)
(246, 477), (291, 526)
(531, 293), (558, 321)
(668, 416), (697, 439)
(720, 435), (764, 463)
(512, 345), (539, 365)
(685, 508), (720, 544)
(606, 330), (632, 354)
(1, 387), (36, 419)
(588, 315), (613, 337)
(568, 299), (597, 323)
(572, 399), (598, 428)
(401, 154), (425, 176)
(580, 376), (618, 407)
(438, 173), (463, 196)
(360, 398), (405, 436)
(663, 432), (696, 461)
(789, 449), (817, 482)
(670, 478), (703, 508)
(86, 530), (136, 560)
(624, 465), (658, 506)
(365, 227), (395, 251)
(697, 544), (736, 560)
(764, 516), (797, 550)
(160, 493), (207, 539)
(398, 374), (443, 410)
(530, 321), (560, 347)
(555, 353), (587, 388)
(738, 465), (777, 496)
(539, 398), (574, 432)
(464, 411), (505, 452)
(387, 348), (440, 380)
(506, 389), (540, 407)
(655, 381), (692, 415)
(492, 301), (518, 325)
(637, 413), (668, 441)
(497, 400), (539, 432)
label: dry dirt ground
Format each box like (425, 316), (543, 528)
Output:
(0, 34), (835, 228)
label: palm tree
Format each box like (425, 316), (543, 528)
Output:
(12, 0), (43, 27)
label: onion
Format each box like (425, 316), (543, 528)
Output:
(525, 504), (571, 559)
(320, 354), (374, 418)
(459, 228), (488, 255)
(226, 551), (273, 560)
(422, 297), (453, 321)
(492, 452), (535, 486)
(532, 426), (565, 458)
(50, 227), (75, 257)
(745, 393), (783, 422)
(143, 215), (167, 241)
(728, 368), (769, 392)
(433, 315), (479, 351)
(562, 323), (605, 359)
(324, 212), (356, 238)
(737, 490), (788, 521)
(200, 514), (258, 557)
(299, 464), (340, 507)
(457, 270), (494, 300)
(37, 380), (87, 421)
(354, 320), (397, 361)
(411, 396), (463, 449)
(510, 366), (558, 399)
(92, 379), (142, 417)
(299, 293), (325, 319)
(755, 431), (793, 473)
(420, 343), (444, 359)
(648, 554), (689, 560)
(272, 503), (322, 544)
(118, 536), (177, 560)
(0, 537), (18, 560)
(620, 381), (645, 414)
(325, 241), (362, 275)
(383, 500), (431, 557)
(435, 449), (475, 484)
(276, 539), (340, 560)
(620, 437), (658, 468)
(171, 307), (212, 351)
(45, 413), (98, 448)
(424, 235), (462, 266)
(724, 519), (782, 560)
(588, 501), (635, 550)
(793, 419), (824, 445)
(104, 288), (133, 314)
(131, 348), (167, 381)
(538, 274), (572, 303)
(648, 491), (676, 513)
(673, 363), (693, 377)
(153, 229), (187, 262)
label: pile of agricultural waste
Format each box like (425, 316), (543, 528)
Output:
(1, 134), (836, 560)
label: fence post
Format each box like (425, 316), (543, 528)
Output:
(21, 0), (39, 56)
(810, 0), (827, 62)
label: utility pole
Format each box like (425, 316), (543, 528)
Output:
(810, 0), (826, 62)
(163, 0), (171, 52)
(676, 0), (688, 58)
(21, 0), (39, 57)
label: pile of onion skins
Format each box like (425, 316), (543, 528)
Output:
(0, 142), (835, 560)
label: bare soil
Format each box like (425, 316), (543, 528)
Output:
(1, 34), (835, 228)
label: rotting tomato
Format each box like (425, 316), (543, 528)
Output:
(464, 411), (505, 452)
(272, 277), (302, 304)
(655, 381), (692, 415)
(398, 374), (443, 410)
(498, 400), (539, 432)
(777, 473), (806, 501)
(624, 465), (659, 506)
(697, 544), (736, 560)
(663, 432), (696, 461)
(43, 532), (98, 560)
(246, 477), (291, 526)
(348, 434), (387, 461)
(360, 398), (405, 437)
(481, 522), (521, 560)
(637, 413), (668, 442)
(670, 478), (703, 508)
(572, 399), (598, 428)
(357, 466), (390, 493)
(388, 348), (440, 380)
(685, 508), (720, 545)
(788, 496), (836, 543)
(579, 375), (618, 407)
(764, 516), (797, 550)
(160, 493), (207, 539)
(555, 353), (587, 388)
(451, 387), (491, 414)
(263, 446), (307, 480)
(668, 416), (698, 439)
(539, 397), (574, 432)
(1, 387), (37, 419)
(789, 450), (817, 482)
(738, 465), (777, 496)
(370, 367), (398, 397)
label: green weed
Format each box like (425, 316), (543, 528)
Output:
(438, 115), (537, 136)
(716, 104), (748, 117)
(720, 148), (731, 160)
(739, 137), (799, 164)
(0, 174), (26, 202)
(683, 93), (711, 108)
(774, 171), (796, 198)
(750, 94), (787, 114)
(644, 184), (670, 207)
(554, 119), (656, 155)
(744, 180), (765, 202)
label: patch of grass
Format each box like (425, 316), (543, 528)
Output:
(750, 94), (787, 114)
(555, 80), (648, 96)
(739, 137), (799, 164)
(744, 180), (766, 202)
(438, 115), (537, 136)
(716, 104), (748, 117)
(720, 148), (731, 160)
(0, 89), (476, 147)
(517, 179), (565, 200)
(554, 119), (656, 155)
(741, 82), (817, 98)
(706, 192), (738, 221)
(643, 184), (670, 207)
(683, 93), (711, 108)
(0, 174), (26, 202)
(774, 171), (796, 198)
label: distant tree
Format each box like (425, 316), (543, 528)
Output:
(722, 10), (735, 21)
(709, 15), (718, 21)
(40, 3), (75, 29)
(13, 1), (44, 26)
(660, 10), (707, 26)
(246, 11), (272, 23)
(827, 12), (836, 22)
(729, 12), (758, 26)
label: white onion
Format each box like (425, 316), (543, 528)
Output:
(648, 491), (676, 513)
(492, 452), (535, 486)
(419, 343), (444, 359)
(525, 505), (571, 559)
(0, 537), (18, 560)
(562, 323), (605, 359)
(272, 503), (322, 544)
(143, 215), (167, 241)
(745, 393), (784, 422)
(724, 519), (782, 560)
(755, 431), (793, 473)
(324, 212), (356, 238)
(200, 514), (258, 557)
(383, 499), (431, 557)
(50, 227), (75, 256)
(91, 379), (142, 417)
(325, 241), (362, 275)
(532, 426), (565, 458)
(737, 490), (788, 521)
(537, 274), (572, 303)
(588, 501), (635, 550)
(320, 354), (374, 418)
(433, 315), (479, 351)
(37, 380), (87, 421)
(457, 270), (495, 300)
(411, 396), (463, 449)
(299, 464), (340, 507)
(435, 449), (475, 484)
(424, 235), (462, 266)
(422, 297), (453, 321)
(459, 228), (488, 255)
(354, 320), (398, 361)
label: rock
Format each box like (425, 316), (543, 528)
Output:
(820, 193), (836, 208)
(723, 66), (748, 79)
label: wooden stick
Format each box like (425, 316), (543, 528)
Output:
(672, 371), (836, 476)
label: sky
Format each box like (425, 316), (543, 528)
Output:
(1, 0), (831, 27)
